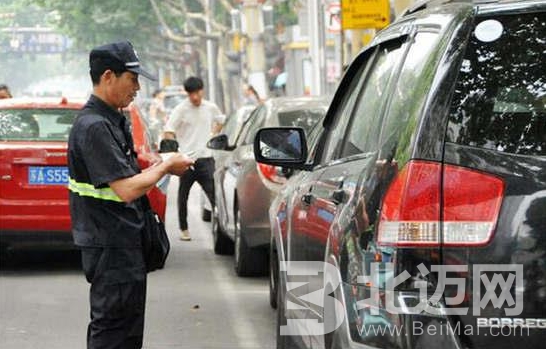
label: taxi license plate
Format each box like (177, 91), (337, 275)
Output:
(28, 166), (69, 185)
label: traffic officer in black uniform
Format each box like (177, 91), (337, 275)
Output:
(68, 41), (194, 349)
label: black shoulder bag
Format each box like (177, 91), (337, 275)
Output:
(159, 138), (179, 153)
(140, 195), (170, 272)
(100, 112), (171, 272)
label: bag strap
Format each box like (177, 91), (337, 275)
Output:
(140, 192), (152, 211)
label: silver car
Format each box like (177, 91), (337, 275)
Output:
(207, 96), (329, 276)
(200, 105), (257, 222)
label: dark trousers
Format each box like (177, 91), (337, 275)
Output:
(81, 247), (147, 349)
(177, 157), (215, 231)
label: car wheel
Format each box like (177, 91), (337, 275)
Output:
(269, 247), (279, 309)
(233, 206), (268, 276)
(201, 207), (212, 222)
(211, 206), (234, 255)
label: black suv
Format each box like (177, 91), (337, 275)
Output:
(255, 1), (546, 348)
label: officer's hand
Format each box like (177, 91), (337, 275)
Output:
(165, 153), (195, 176)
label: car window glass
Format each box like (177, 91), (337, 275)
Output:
(340, 40), (404, 158)
(221, 112), (239, 143)
(321, 51), (376, 163)
(380, 32), (441, 165)
(277, 108), (326, 133)
(352, 33), (442, 284)
(236, 108), (259, 145)
(0, 109), (77, 141)
(232, 108), (255, 144)
(164, 92), (186, 113)
(306, 116), (325, 162)
(242, 105), (266, 145)
(447, 12), (546, 156)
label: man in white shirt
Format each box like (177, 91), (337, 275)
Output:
(163, 76), (224, 241)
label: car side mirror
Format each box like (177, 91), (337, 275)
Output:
(207, 134), (229, 150)
(254, 127), (309, 170)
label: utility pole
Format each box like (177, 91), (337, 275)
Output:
(308, 0), (326, 96)
(205, 0), (217, 104)
(242, 0), (267, 99)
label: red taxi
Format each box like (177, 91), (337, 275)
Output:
(0, 97), (165, 250)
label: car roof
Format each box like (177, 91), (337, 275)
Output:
(403, 0), (546, 16)
(0, 97), (85, 109)
(265, 96), (331, 114)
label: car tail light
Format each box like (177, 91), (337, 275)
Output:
(257, 163), (287, 184)
(378, 160), (504, 247)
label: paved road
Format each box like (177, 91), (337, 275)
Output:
(0, 178), (276, 348)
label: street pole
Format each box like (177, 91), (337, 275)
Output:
(308, 0), (326, 96)
(206, 0), (217, 103)
(242, 0), (267, 99)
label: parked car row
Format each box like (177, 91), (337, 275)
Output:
(207, 96), (330, 276)
(1, 2), (544, 349)
(0, 97), (166, 250)
(253, 1), (546, 349)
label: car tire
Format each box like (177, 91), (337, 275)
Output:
(269, 247), (279, 309)
(211, 206), (234, 255)
(201, 207), (212, 222)
(0, 243), (8, 264)
(234, 206), (268, 277)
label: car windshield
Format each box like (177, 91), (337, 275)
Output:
(277, 108), (326, 133)
(0, 109), (77, 141)
(164, 94), (186, 111)
(447, 12), (546, 155)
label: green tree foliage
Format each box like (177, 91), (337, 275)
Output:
(0, 0), (53, 50)
(34, 0), (168, 50)
(273, 0), (298, 27)
(0, 0), (49, 27)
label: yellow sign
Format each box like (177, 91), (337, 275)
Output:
(341, 0), (390, 30)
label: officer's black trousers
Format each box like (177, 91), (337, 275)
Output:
(177, 157), (215, 231)
(81, 247), (147, 349)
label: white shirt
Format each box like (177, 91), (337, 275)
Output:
(164, 99), (224, 158)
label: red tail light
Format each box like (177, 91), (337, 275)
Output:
(257, 163), (287, 184)
(378, 160), (504, 247)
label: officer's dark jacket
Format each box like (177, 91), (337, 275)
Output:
(68, 95), (143, 248)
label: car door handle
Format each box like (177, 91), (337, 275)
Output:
(301, 193), (314, 206)
(331, 189), (346, 205)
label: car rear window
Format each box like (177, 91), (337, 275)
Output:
(447, 12), (546, 156)
(277, 108), (326, 133)
(164, 94), (186, 111)
(0, 109), (77, 141)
